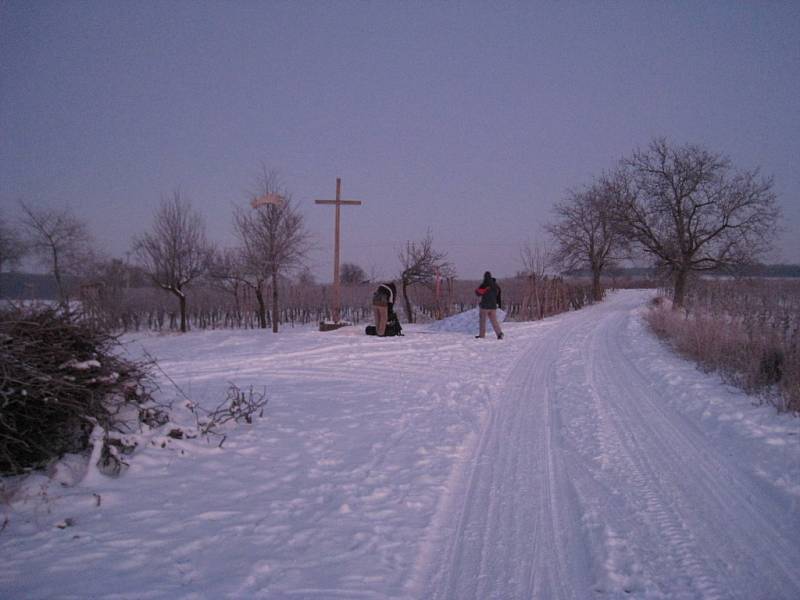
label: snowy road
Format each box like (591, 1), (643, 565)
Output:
(417, 290), (800, 599)
(2, 290), (799, 599)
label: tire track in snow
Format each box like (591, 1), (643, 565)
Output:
(582, 315), (726, 598)
(612, 306), (797, 596)
(566, 292), (800, 599)
(416, 290), (800, 600)
(418, 312), (594, 599)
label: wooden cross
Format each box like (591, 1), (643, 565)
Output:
(315, 177), (362, 323)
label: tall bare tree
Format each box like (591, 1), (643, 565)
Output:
(398, 230), (455, 323)
(613, 139), (780, 307)
(235, 169), (311, 333)
(18, 201), (94, 306)
(133, 191), (213, 332)
(547, 180), (627, 301)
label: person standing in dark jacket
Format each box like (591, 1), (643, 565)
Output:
(475, 271), (504, 339)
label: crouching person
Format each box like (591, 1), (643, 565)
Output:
(372, 281), (396, 337)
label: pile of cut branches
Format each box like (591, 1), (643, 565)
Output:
(0, 305), (155, 475)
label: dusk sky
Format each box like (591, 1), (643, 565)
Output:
(2, 1), (799, 282)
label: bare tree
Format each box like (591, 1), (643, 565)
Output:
(516, 239), (556, 320)
(235, 168), (311, 333)
(519, 239), (554, 281)
(613, 139), (780, 307)
(398, 230), (455, 323)
(340, 262), (367, 285)
(133, 191), (214, 332)
(18, 201), (94, 306)
(0, 216), (27, 296)
(547, 180), (627, 301)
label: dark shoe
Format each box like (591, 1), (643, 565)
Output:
(497, 333), (504, 340)
(475, 335), (484, 339)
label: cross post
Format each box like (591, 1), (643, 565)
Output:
(315, 177), (362, 324)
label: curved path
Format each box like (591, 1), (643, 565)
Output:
(418, 290), (800, 600)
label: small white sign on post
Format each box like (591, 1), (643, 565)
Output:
(251, 193), (284, 208)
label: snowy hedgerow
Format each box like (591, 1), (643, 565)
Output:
(0, 305), (156, 475)
(644, 279), (800, 413)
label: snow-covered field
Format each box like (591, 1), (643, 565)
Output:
(2, 290), (799, 599)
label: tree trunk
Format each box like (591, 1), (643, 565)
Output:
(402, 279), (414, 323)
(255, 285), (267, 329)
(172, 288), (187, 333)
(527, 275), (535, 321)
(52, 247), (67, 307)
(540, 278), (548, 319)
(673, 269), (689, 309)
(232, 284), (242, 327)
(271, 270), (279, 333)
(591, 268), (603, 302)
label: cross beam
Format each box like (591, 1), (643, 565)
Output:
(315, 177), (362, 323)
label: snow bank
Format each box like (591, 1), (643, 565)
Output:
(2, 291), (798, 600)
(425, 307), (507, 335)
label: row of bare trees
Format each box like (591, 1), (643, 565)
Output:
(3, 138), (782, 328)
(3, 169), (454, 332)
(2, 168), (312, 334)
(546, 138), (780, 307)
(73, 272), (598, 334)
(132, 170), (311, 333)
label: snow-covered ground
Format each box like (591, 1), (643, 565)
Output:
(1, 290), (799, 599)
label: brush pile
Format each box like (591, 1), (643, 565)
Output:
(0, 305), (155, 475)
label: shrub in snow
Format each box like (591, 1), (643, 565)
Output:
(170, 383), (268, 448)
(0, 305), (158, 475)
(644, 281), (800, 413)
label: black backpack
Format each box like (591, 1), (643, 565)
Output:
(365, 309), (403, 336)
